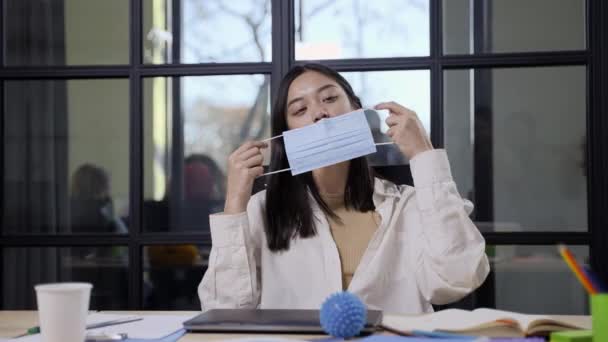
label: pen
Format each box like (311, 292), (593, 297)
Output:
(18, 316), (143, 337)
(411, 329), (477, 339)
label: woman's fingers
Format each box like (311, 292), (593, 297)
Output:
(239, 146), (263, 161)
(385, 114), (399, 127)
(229, 141), (266, 167)
(224, 141), (267, 214)
(233, 140), (267, 156)
(374, 101), (409, 115)
(249, 166), (265, 178)
(242, 154), (264, 168)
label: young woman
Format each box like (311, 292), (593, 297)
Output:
(198, 63), (489, 314)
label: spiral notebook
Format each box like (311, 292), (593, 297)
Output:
(183, 309), (383, 334)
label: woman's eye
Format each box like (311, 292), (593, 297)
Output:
(294, 107), (306, 115)
(324, 95), (338, 103)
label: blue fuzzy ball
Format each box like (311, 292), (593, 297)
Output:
(319, 291), (367, 338)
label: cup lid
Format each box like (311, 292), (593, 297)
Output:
(34, 282), (93, 292)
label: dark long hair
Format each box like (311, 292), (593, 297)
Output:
(265, 63), (375, 252)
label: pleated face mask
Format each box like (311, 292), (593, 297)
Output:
(263, 108), (392, 176)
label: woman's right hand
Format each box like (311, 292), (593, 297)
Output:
(223, 141), (268, 214)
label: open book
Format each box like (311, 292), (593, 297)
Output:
(382, 308), (591, 338)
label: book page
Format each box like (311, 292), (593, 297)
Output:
(382, 309), (518, 333)
(471, 308), (548, 332)
(383, 309), (590, 337)
(471, 309), (588, 333)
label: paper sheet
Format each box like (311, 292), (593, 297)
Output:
(87, 314), (193, 339)
(12, 313), (196, 341)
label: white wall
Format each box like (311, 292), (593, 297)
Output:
(443, 0), (588, 314)
(442, 0), (472, 54)
(492, 67), (587, 231)
(67, 80), (130, 211)
(65, 0), (130, 212)
(443, 0), (585, 54)
(489, 0), (587, 232)
(444, 69), (474, 200)
(444, 0), (587, 232)
(64, 0), (128, 65)
(491, 0), (585, 53)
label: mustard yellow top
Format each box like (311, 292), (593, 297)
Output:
(320, 191), (381, 290)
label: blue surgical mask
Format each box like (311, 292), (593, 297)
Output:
(263, 109), (393, 176)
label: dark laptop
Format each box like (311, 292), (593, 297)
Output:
(183, 309), (383, 334)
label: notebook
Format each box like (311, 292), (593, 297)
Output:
(183, 309), (383, 334)
(382, 308), (591, 338)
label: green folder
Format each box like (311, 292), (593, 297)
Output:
(550, 330), (593, 342)
(591, 294), (608, 342)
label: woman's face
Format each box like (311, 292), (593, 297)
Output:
(285, 71), (355, 130)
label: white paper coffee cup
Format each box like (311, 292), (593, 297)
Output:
(35, 282), (92, 342)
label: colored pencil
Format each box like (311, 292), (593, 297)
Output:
(583, 265), (606, 293)
(558, 244), (597, 295)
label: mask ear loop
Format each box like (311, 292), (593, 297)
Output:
(258, 134), (291, 177)
(261, 135), (282, 143)
(260, 167), (291, 177)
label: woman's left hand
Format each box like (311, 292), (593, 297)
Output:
(375, 101), (433, 160)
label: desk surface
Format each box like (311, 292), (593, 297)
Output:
(0, 311), (329, 341)
(0, 310), (593, 341)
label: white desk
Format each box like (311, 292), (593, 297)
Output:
(0, 310), (593, 341)
(0, 311), (329, 341)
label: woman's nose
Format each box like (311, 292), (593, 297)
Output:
(312, 107), (329, 123)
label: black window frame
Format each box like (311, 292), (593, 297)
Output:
(0, 0), (607, 309)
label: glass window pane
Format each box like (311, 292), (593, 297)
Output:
(3, 79), (130, 235)
(443, 0), (586, 54)
(2, 247), (129, 309)
(143, 0), (272, 64)
(143, 245), (208, 309)
(4, 0), (129, 65)
(343, 70), (430, 166)
(488, 245), (589, 314)
(143, 75), (270, 232)
(444, 66), (587, 232)
(295, 0), (429, 60)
